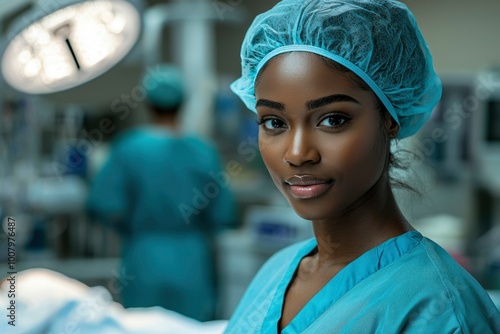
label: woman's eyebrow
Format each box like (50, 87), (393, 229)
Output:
(306, 94), (360, 110)
(255, 94), (359, 111)
(255, 99), (285, 111)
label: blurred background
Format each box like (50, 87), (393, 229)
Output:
(0, 0), (499, 319)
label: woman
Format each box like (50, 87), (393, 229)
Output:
(224, 0), (500, 333)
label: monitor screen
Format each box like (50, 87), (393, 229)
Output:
(486, 100), (500, 142)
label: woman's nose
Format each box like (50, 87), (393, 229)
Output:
(283, 128), (320, 167)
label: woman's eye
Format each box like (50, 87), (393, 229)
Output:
(258, 118), (286, 130)
(318, 114), (350, 128)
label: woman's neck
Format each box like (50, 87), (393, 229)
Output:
(311, 180), (413, 268)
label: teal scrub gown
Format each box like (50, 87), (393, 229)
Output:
(86, 126), (237, 321)
(224, 231), (500, 333)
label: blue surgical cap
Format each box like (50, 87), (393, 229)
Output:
(230, 0), (442, 138)
(142, 64), (185, 109)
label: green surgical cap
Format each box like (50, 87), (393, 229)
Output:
(142, 64), (185, 109)
(230, 0), (442, 138)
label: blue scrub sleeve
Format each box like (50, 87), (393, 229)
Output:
(86, 150), (130, 229)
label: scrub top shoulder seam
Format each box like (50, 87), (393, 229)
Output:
(419, 237), (465, 332)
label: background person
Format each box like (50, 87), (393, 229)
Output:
(86, 64), (237, 321)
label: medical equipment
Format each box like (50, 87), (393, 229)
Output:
(245, 205), (314, 250)
(470, 70), (500, 196)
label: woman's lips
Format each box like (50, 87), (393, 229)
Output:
(285, 176), (334, 199)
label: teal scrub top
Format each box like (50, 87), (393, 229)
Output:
(224, 231), (500, 333)
(86, 126), (237, 321)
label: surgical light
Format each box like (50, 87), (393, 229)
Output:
(0, 0), (142, 94)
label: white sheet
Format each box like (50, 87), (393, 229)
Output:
(0, 268), (228, 334)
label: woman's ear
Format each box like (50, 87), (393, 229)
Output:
(384, 112), (400, 138)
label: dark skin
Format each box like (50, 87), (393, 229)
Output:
(151, 112), (179, 131)
(254, 52), (413, 331)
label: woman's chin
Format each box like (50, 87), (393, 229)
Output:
(287, 201), (334, 222)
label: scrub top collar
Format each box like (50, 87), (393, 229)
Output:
(262, 230), (423, 334)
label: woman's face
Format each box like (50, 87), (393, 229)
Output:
(255, 52), (389, 221)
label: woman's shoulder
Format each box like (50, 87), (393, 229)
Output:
(385, 235), (500, 331)
(393, 236), (488, 297)
(405, 236), (484, 285)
